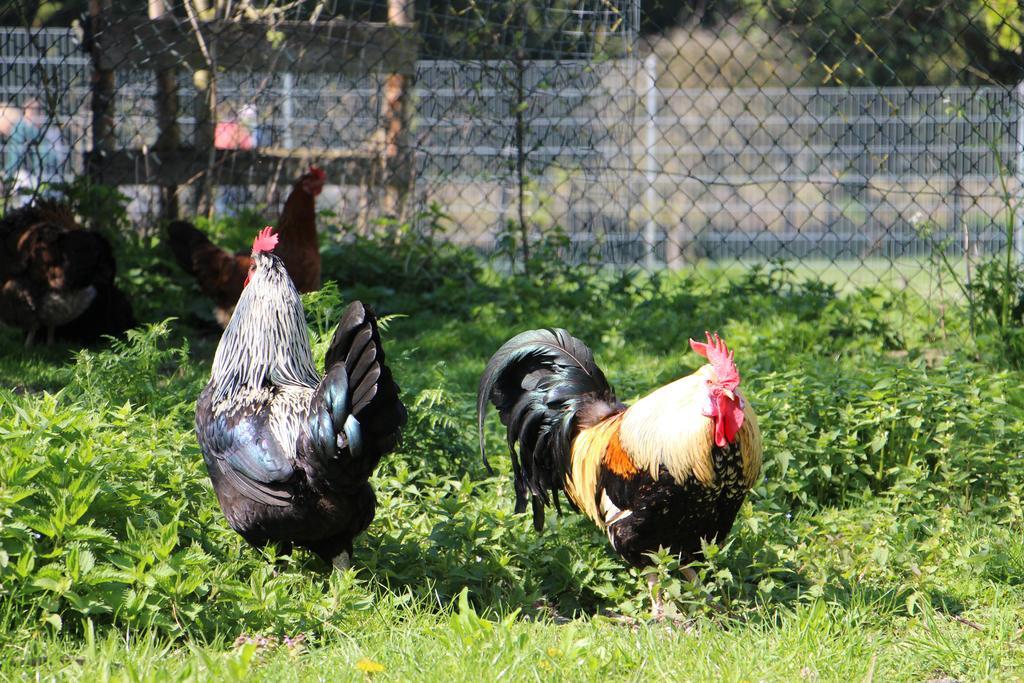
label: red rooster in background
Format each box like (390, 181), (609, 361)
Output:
(478, 329), (762, 615)
(195, 227), (406, 569)
(168, 165), (326, 326)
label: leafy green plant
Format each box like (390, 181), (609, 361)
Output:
(754, 357), (1024, 509)
(320, 204), (480, 295)
(909, 98), (1024, 366)
(1, 219), (1023, 679)
(57, 177), (131, 235)
(70, 320), (197, 416)
(965, 258), (1024, 367)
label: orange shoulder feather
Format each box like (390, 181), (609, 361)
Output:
(565, 413), (636, 525)
(603, 425), (639, 478)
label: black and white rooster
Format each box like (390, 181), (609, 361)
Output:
(195, 227), (407, 570)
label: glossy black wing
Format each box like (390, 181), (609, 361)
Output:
(196, 387), (294, 507)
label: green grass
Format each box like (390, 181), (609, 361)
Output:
(0, 234), (1022, 681)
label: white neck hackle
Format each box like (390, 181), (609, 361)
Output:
(208, 254), (319, 404)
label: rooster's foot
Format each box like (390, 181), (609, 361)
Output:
(647, 572), (665, 621)
(331, 551), (351, 572)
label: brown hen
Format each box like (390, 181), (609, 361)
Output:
(168, 165), (326, 326)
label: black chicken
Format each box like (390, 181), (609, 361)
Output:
(195, 227), (407, 569)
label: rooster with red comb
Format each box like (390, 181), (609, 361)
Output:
(478, 329), (762, 616)
(195, 226), (406, 570)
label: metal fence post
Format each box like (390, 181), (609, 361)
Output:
(282, 72), (294, 150)
(1016, 81), (1024, 263)
(643, 53), (658, 269)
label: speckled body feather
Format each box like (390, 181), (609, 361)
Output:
(196, 247), (406, 565)
(478, 328), (762, 567)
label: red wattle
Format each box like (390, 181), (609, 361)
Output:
(714, 414), (727, 447)
(713, 394), (744, 446)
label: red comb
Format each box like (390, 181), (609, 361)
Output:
(689, 332), (740, 389)
(252, 226), (278, 254)
(308, 165), (326, 181)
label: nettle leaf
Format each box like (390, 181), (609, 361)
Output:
(65, 526), (116, 546)
(62, 590), (112, 616)
(42, 612), (62, 631)
(869, 431), (889, 453)
(24, 515), (58, 539)
(32, 573), (71, 595)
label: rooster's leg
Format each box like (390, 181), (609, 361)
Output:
(24, 326), (37, 348)
(331, 551), (351, 572)
(647, 572), (665, 621)
(681, 566), (699, 583)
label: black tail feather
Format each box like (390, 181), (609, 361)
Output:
(477, 328), (622, 529)
(324, 301), (407, 461)
(166, 220), (209, 276)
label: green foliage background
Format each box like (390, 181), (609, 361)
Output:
(0, 196), (1022, 678)
(6, 0), (1023, 85)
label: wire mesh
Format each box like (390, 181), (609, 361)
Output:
(2, 0), (1023, 314)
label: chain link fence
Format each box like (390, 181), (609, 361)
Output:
(2, 1), (1023, 305)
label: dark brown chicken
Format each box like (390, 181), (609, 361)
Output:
(0, 201), (135, 346)
(168, 166), (326, 326)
